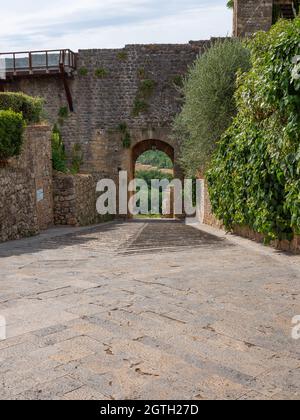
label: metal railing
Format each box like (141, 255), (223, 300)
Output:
(0, 49), (77, 75)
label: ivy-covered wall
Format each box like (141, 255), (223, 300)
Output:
(207, 18), (300, 246)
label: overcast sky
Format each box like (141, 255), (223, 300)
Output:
(0, 0), (232, 52)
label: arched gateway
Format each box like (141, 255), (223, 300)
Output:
(0, 43), (204, 219)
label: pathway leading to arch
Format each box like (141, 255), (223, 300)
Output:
(0, 220), (299, 400)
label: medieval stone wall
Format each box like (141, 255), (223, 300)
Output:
(0, 126), (53, 242)
(234, 0), (273, 37)
(6, 41), (212, 180)
(53, 172), (99, 226)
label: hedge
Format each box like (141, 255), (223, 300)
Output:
(0, 110), (25, 160)
(207, 18), (300, 242)
(0, 92), (43, 123)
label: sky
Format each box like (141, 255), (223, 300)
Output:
(0, 0), (232, 52)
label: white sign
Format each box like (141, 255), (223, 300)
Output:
(0, 316), (6, 341)
(36, 188), (44, 202)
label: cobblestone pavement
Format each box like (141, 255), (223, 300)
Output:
(0, 220), (300, 400)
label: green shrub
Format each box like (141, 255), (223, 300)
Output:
(137, 150), (173, 169)
(139, 79), (156, 99)
(173, 38), (251, 176)
(51, 125), (68, 172)
(0, 92), (43, 123)
(132, 79), (156, 116)
(207, 18), (300, 242)
(172, 75), (184, 88)
(117, 51), (128, 61)
(132, 99), (149, 117)
(0, 110), (25, 160)
(117, 122), (131, 148)
(137, 68), (146, 79)
(118, 122), (128, 133)
(95, 68), (109, 78)
(79, 67), (88, 76)
(58, 106), (69, 119)
(70, 143), (83, 174)
(122, 132), (131, 149)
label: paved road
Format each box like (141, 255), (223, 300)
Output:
(0, 220), (300, 400)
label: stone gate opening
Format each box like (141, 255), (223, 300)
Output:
(129, 139), (176, 218)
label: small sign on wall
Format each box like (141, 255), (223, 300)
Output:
(36, 188), (44, 202)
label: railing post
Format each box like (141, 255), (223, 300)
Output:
(29, 52), (32, 71)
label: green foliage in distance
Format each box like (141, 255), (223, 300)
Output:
(136, 150), (173, 169)
(136, 169), (174, 187)
(0, 110), (25, 160)
(173, 38), (250, 177)
(207, 18), (300, 242)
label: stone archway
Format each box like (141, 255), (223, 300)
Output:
(126, 138), (178, 219)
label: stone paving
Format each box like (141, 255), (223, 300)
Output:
(0, 220), (300, 400)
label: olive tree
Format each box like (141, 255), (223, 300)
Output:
(173, 38), (250, 176)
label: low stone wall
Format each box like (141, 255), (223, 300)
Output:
(232, 225), (300, 254)
(53, 172), (98, 226)
(0, 125), (53, 242)
(202, 179), (300, 254)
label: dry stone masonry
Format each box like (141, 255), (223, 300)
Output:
(0, 126), (53, 242)
(53, 172), (100, 226)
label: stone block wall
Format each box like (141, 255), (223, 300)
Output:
(234, 0), (273, 37)
(53, 172), (98, 226)
(0, 125), (53, 242)
(5, 41), (212, 179)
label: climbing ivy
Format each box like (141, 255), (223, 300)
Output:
(51, 124), (68, 172)
(79, 67), (88, 76)
(95, 68), (109, 78)
(207, 18), (300, 242)
(132, 79), (156, 116)
(118, 122), (131, 148)
(117, 51), (128, 61)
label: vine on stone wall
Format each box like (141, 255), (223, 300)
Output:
(132, 78), (157, 117)
(118, 122), (131, 148)
(207, 18), (300, 242)
(95, 68), (109, 78)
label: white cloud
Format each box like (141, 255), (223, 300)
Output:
(0, 1), (232, 51)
